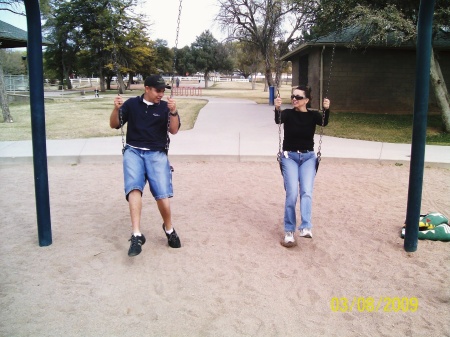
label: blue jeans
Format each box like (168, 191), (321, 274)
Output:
(281, 151), (317, 232)
(123, 146), (173, 200)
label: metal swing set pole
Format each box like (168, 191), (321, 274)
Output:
(404, 0), (436, 252)
(24, 0), (52, 246)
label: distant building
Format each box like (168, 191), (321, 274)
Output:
(0, 20), (52, 48)
(281, 28), (450, 113)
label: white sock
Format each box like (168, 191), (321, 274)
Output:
(165, 228), (173, 235)
(133, 232), (142, 236)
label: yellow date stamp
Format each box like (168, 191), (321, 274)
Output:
(330, 297), (418, 313)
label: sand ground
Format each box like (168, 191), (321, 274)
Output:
(1, 160), (449, 337)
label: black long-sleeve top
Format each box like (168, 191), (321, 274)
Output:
(274, 108), (330, 151)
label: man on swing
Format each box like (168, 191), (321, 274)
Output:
(110, 75), (181, 256)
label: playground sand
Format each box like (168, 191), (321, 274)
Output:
(1, 160), (449, 336)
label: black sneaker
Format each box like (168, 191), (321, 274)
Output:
(162, 224), (181, 248)
(128, 234), (146, 256)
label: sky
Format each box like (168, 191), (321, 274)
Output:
(0, 0), (226, 48)
(1, 8), (27, 30)
(139, 0), (226, 48)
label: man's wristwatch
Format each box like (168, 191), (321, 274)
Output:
(169, 110), (178, 116)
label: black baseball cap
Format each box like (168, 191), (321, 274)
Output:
(144, 75), (171, 89)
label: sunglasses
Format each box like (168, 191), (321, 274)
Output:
(291, 95), (306, 100)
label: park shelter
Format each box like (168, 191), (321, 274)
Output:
(281, 28), (450, 113)
(0, 20), (52, 95)
(0, 19), (51, 48)
(0, 20), (30, 48)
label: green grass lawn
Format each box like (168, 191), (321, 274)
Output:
(325, 112), (450, 145)
(0, 97), (206, 141)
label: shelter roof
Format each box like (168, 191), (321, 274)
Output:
(0, 19), (52, 48)
(281, 26), (450, 61)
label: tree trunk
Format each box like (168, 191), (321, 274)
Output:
(126, 71), (134, 89)
(117, 72), (126, 94)
(264, 60), (273, 90)
(274, 63), (282, 92)
(64, 72), (72, 90)
(62, 59), (72, 90)
(0, 64), (14, 123)
(251, 63), (256, 90)
(99, 66), (106, 92)
(430, 48), (450, 133)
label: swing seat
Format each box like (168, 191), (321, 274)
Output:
(316, 151), (321, 173)
(277, 151), (321, 174)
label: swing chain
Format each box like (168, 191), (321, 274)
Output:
(166, 0), (183, 154)
(275, 60), (282, 164)
(108, 2), (120, 95)
(119, 108), (125, 154)
(170, 0), (183, 98)
(277, 106), (282, 163)
(316, 43), (336, 162)
(107, 2), (126, 154)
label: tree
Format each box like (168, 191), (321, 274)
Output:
(43, 0), (149, 94)
(108, 11), (156, 91)
(315, 0), (450, 132)
(0, 61), (13, 123)
(228, 41), (260, 80)
(0, 50), (27, 122)
(175, 46), (196, 77)
(43, 0), (81, 90)
(216, 0), (319, 90)
(190, 30), (233, 87)
(0, 50), (27, 75)
(153, 39), (173, 75)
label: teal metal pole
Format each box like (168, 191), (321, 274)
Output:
(24, 0), (52, 246)
(404, 0), (435, 252)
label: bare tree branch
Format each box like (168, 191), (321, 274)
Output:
(216, 0), (319, 88)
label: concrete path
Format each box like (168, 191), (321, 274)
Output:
(1, 96), (449, 167)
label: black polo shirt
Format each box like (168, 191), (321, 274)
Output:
(119, 94), (180, 151)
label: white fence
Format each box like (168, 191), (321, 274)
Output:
(69, 77), (100, 88)
(4, 75), (28, 93)
(163, 76), (250, 83)
(4, 74), (291, 93)
(69, 74), (292, 86)
(4, 76), (101, 92)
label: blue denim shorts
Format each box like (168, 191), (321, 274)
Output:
(123, 146), (173, 200)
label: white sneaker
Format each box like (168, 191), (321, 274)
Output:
(299, 228), (313, 238)
(281, 231), (296, 247)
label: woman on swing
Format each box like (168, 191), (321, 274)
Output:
(274, 85), (330, 247)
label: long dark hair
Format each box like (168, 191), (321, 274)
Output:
(295, 85), (312, 108)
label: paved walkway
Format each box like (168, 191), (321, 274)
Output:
(1, 96), (449, 167)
